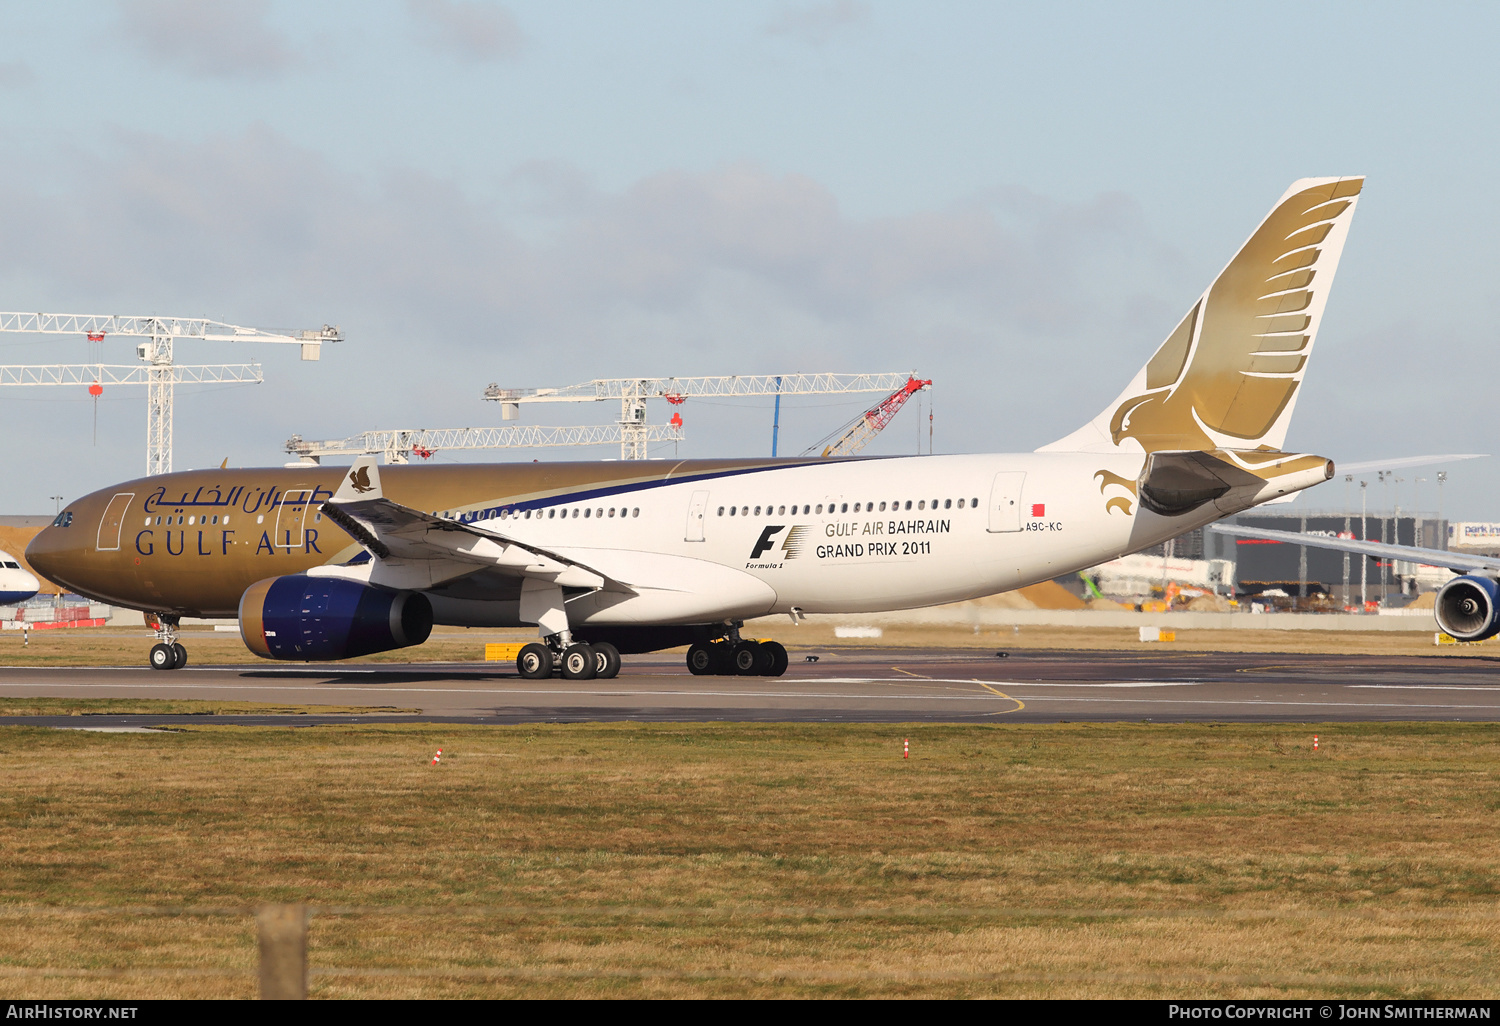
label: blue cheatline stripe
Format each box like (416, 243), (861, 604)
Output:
(0, 591), (39, 603)
(455, 457), (883, 519)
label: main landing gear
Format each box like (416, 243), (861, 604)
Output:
(516, 638), (622, 681)
(148, 614), (187, 671)
(686, 638), (789, 677)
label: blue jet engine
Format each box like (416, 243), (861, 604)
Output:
(239, 575), (433, 660)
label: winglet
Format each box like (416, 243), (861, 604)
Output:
(332, 455), (382, 503)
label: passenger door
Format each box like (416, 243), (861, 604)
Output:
(685, 490), (709, 542)
(275, 489), (316, 549)
(96, 493), (135, 551)
(987, 472), (1026, 533)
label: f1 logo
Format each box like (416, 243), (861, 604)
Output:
(750, 525), (786, 559)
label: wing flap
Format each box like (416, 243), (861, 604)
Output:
(318, 457), (613, 591)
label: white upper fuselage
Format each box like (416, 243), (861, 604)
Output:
(435, 451), (1200, 622)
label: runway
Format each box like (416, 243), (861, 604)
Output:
(4, 647), (1500, 726)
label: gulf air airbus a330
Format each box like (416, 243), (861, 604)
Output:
(26, 177), (1363, 678)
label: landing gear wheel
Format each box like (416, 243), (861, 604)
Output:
(730, 641), (763, 676)
(560, 644), (597, 680)
(763, 641), (789, 677)
(149, 643), (178, 671)
(172, 643), (187, 669)
(516, 643), (553, 680)
(591, 641), (622, 680)
(687, 642), (721, 676)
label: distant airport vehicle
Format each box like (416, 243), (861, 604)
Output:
(27, 178), (1363, 676)
(1212, 523), (1500, 642)
(0, 550), (40, 605)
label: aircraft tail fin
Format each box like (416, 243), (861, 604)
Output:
(1040, 176), (1364, 454)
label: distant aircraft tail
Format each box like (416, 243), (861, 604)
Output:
(1042, 176), (1364, 455)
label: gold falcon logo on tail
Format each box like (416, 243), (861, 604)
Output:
(1042, 176), (1363, 457)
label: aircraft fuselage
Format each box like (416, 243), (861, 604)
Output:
(28, 452), (1206, 624)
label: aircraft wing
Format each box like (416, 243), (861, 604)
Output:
(313, 456), (614, 592)
(1209, 524), (1500, 574)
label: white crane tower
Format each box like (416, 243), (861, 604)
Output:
(285, 422), (685, 465)
(484, 373), (916, 460)
(0, 313), (341, 475)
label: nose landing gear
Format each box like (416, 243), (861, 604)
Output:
(147, 614), (186, 671)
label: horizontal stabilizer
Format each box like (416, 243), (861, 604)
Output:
(1335, 454), (1488, 475)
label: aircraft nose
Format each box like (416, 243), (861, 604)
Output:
(26, 520), (75, 586)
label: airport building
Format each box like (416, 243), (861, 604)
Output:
(1090, 511), (1500, 611)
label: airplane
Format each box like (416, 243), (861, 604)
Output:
(1210, 522), (1500, 643)
(25, 176), (1364, 677)
(0, 549), (40, 605)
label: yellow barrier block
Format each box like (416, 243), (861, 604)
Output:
(485, 643), (526, 662)
(1159, 630), (1176, 642)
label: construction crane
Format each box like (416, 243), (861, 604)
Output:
(285, 422), (685, 465)
(483, 373), (916, 460)
(805, 376), (932, 457)
(0, 313), (342, 475)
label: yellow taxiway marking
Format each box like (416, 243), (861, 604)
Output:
(974, 680), (1025, 713)
(894, 665), (1021, 712)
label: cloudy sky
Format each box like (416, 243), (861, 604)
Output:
(0, 1), (1496, 519)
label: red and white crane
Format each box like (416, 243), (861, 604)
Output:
(807, 376), (932, 457)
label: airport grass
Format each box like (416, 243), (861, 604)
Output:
(2, 722), (1499, 998)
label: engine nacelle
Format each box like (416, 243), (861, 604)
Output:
(1434, 574), (1500, 642)
(239, 575), (433, 660)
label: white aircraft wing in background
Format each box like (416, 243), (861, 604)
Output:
(1208, 523), (1500, 574)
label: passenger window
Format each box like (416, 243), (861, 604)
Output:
(971, 497), (979, 507)
(729, 506), (737, 516)
(917, 501), (924, 511)
(944, 499), (951, 509)
(777, 505), (785, 515)
(632, 508), (640, 517)
(840, 503), (848, 513)
(956, 499), (964, 509)
(815, 504), (823, 514)
(904, 501), (912, 511)
(754, 506), (761, 516)
(718, 507), (725, 516)
(584, 509), (591, 518)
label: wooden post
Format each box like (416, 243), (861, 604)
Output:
(257, 904), (308, 999)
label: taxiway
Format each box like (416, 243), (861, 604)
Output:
(3, 647), (1500, 726)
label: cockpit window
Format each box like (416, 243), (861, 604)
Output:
(1, 561), (17, 569)
(51, 511), (73, 527)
